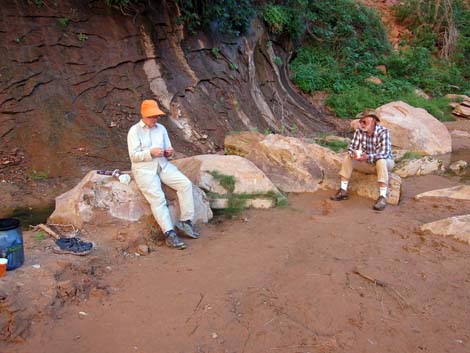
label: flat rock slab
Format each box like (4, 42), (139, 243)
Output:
(394, 156), (443, 178)
(420, 215), (470, 245)
(415, 185), (470, 201)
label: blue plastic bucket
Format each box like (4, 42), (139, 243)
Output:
(0, 218), (25, 270)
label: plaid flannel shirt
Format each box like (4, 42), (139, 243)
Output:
(348, 124), (392, 164)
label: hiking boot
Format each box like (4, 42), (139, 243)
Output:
(164, 230), (187, 249)
(330, 189), (349, 201)
(373, 196), (387, 211)
(175, 220), (200, 239)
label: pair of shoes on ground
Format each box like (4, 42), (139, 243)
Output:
(330, 189), (387, 211)
(53, 237), (93, 256)
(165, 220), (200, 250)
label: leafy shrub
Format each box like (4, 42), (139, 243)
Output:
(263, 0), (390, 56)
(286, 0), (466, 121)
(176, 0), (255, 36)
(262, 5), (291, 34)
(393, 0), (470, 81)
(384, 46), (470, 96)
(326, 82), (452, 121)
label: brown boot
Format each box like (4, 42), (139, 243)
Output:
(330, 189), (349, 201)
(373, 196), (387, 211)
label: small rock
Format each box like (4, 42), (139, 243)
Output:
(375, 65), (387, 74)
(414, 88), (430, 99)
(365, 76), (382, 85)
(78, 311), (88, 318)
(136, 244), (149, 256)
(449, 160), (468, 174)
(32, 264), (41, 269)
(89, 287), (107, 300)
(211, 332), (218, 339)
(56, 280), (76, 298)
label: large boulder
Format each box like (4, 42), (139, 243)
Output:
(225, 132), (342, 193)
(48, 170), (212, 245)
(420, 215), (470, 245)
(376, 101), (452, 155)
(348, 172), (402, 205)
(225, 132), (402, 204)
(172, 154), (282, 209)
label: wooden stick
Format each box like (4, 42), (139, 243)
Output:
(36, 223), (61, 240)
(352, 269), (409, 308)
(352, 269), (386, 287)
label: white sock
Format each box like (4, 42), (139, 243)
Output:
(341, 180), (349, 191)
(379, 187), (387, 198)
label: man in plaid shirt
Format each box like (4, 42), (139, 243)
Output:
(330, 109), (394, 211)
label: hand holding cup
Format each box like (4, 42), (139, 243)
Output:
(164, 148), (173, 158)
(354, 149), (362, 159)
(150, 147), (164, 157)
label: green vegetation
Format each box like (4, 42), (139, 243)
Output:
(399, 151), (425, 161)
(312, 137), (349, 153)
(211, 47), (220, 60)
(57, 17), (69, 27)
(273, 56), (282, 66)
(208, 170), (236, 193)
(207, 171), (287, 216)
(261, 0), (470, 121)
(30, 170), (49, 181)
(176, 0), (255, 36)
(78, 33), (88, 41)
(35, 231), (46, 241)
(106, 0), (131, 5)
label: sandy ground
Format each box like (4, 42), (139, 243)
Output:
(1, 120), (469, 353)
(2, 173), (470, 353)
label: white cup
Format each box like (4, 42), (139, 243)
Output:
(118, 174), (131, 185)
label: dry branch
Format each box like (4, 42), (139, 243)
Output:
(34, 223), (61, 240)
(352, 269), (409, 309)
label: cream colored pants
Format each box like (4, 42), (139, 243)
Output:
(135, 163), (194, 233)
(339, 155), (395, 184)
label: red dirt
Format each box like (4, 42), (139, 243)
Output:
(3, 173), (470, 353)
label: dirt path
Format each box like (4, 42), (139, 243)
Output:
(3, 174), (470, 353)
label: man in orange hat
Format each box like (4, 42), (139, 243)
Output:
(127, 99), (199, 249)
(330, 109), (394, 211)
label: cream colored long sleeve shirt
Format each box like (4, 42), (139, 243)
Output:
(127, 120), (172, 177)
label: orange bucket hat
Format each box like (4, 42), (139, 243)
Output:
(141, 99), (165, 118)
